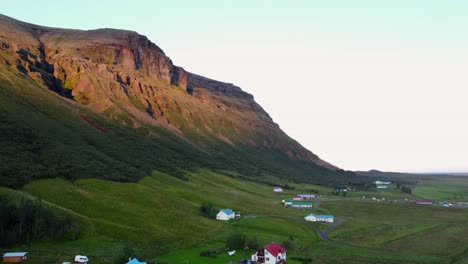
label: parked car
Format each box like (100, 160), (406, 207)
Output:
(239, 259), (253, 264)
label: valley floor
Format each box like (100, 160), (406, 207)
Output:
(1, 171), (468, 264)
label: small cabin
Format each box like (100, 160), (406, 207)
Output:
(3, 252), (28, 263)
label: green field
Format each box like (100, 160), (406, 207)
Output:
(1, 170), (467, 263)
(413, 177), (468, 201)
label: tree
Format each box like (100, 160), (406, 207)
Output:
(281, 237), (295, 250)
(401, 186), (412, 194)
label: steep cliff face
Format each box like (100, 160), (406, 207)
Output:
(0, 14), (335, 169)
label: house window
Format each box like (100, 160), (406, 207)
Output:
(266, 258), (269, 261)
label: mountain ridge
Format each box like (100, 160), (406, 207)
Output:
(0, 14), (349, 188)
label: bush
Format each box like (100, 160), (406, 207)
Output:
(200, 203), (217, 218)
(226, 233), (248, 250)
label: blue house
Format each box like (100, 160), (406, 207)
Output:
(127, 258), (147, 264)
(216, 208), (235, 220)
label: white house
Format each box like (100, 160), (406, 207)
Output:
(304, 214), (334, 223)
(216, 209), (235, 221)
(375, 181), (391, 185)
(251, 242), (286, 264)
(273, 186), (283, 192)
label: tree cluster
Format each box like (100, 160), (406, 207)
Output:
(0, 196), (80, 246)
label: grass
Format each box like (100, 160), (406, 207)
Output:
(1, 171), (466, 263)
(413, 180), (468, 201)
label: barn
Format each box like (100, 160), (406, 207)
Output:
(3, 252), (28, 263)
(251, 242), (286, 264)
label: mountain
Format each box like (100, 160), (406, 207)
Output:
(0, 14), (356, 188)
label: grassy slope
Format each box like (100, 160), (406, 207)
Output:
(3, 171), (319, 263)
(1, 171), (467, 264)
(0, 63), (358, 188)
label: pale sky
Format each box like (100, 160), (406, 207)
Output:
(2, 0), (468, 172)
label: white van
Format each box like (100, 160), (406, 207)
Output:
(74, 255), (89, 263)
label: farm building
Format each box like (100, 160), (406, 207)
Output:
(289, 200), (312, 208)
(3, 252), (28, 263)
(296, 194), (316, 200)
(273, 186), (283, 192)
(251, 242), (286, 264)
(305, 214), (334, 223)
(292, 195), (302, 201)
(415, 200), (433, 205)
(283, 199), (293, 206)
(216, 208), (235, 220)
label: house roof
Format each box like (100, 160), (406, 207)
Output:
(219, 209), (234, 215)
(306, 214), (333, 219)
(298, 194), (315, 197)
(264, 242), (286, 257)
(3, 252), (28, 257)
(292, 201), (312, 205)
(127, 258), (147, 264)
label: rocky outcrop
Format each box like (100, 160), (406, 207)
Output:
(0, 14), (335, 169)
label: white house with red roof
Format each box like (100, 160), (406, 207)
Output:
(251, 242), (286, 264)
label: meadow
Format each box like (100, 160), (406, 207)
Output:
(1, 170), (467, 263)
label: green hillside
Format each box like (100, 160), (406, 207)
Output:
(2, 170), (467, 264)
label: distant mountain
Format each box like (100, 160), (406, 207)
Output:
(0, 14), (360, 188)
(355, 170), (458, 182)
